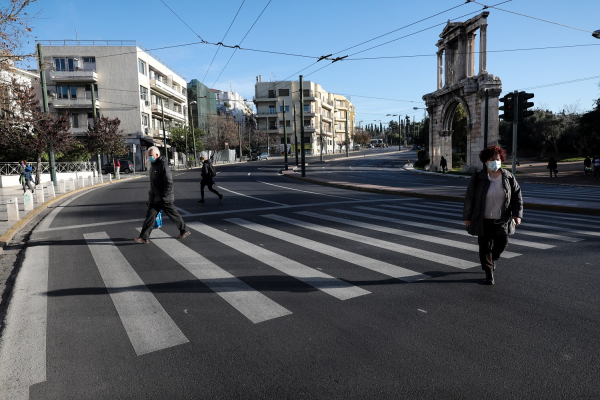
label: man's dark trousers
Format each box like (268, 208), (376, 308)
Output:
(139, 201), (187, 240)
(201, 178), (221, 200)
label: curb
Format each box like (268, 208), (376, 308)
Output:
(281, 171), (600, 216)
(0, 175), (146, 254)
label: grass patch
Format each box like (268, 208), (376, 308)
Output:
(535, 156), (586, 162)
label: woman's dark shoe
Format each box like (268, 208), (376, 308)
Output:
(484, 270), (495, 285)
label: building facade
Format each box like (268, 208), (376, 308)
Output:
(212, 89), (254, 128)
(187, 79), (216, 131)
(253, 78), (355, 155)
(37, 40), (188, 170)
(0, 62), (39, 118)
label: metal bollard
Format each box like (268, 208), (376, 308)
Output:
(6, 197), (19, 221)
(88, 175), (94, 186)
(99, 174), (103, 183)
(35, 184), (45, 204)
(23, 192), (33, 211)
(68, 178), (75, 191)
(78, 176), (85, 188)
(108, 174), (113, 183)
(58, 179), (66, 194)
(46, 182), (56, 200)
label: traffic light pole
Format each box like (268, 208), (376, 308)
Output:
(283, 100), (288, 170)
(511, 90), (519, 175)
(299, 75), (306, 177)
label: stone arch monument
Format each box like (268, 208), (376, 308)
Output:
(422, 12), (502, 172)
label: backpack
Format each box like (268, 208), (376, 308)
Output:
(209, 163), (217, 178)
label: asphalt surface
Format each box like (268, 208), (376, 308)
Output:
(1, 153), (600, 399)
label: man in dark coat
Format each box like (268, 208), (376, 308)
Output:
(135, 146), (190, 243)
(440, 156), (448, 174)
(198, 155), (223, 203)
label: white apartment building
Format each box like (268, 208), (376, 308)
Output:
(37, 40), (188, 170)
(0, 60), (39, 116)
(253, 78), (355, 155)
(212, 89), (254, 126)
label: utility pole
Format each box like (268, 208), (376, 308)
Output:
(37, 43), (57, 186)
(293, 102), (298, 166)
(90, 80), (101, 176)
(319, 117), (324, 161)
(238, 121), (242, 163)
(398, 115), (402, 151)
(512, 90), (519, 175)
(345, 111), (349, 157)
(160, 97), (168, 164)
(283, 100), (288, 170)
(299, 75), (306, 177)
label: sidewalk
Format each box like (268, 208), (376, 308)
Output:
(0, 172), (147, 253)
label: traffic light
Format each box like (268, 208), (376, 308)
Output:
(518, 91), (534, 120)
(499, 93), (514, 122)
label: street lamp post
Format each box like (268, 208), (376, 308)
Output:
(188, 100), (197, 167)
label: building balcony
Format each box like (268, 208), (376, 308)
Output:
(151, 104), (186, 122)
(320, 114), (332, 122)
(50, 98), (99, 109)
(301, 90), (316, 100)
(70, 126), (88, 135)
(150, 79), (187, 102)
(303, 125), (316, 132)
(256, 112), (279, 117)
(50, 69), (97, 83)
(152, 128), (171, 137)
(321, 101), (333, 110)
(253, 95), (277, 102)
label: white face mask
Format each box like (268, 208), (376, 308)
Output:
(487, 160), (501, 171)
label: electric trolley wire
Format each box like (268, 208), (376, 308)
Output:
(472, 1), (595, 34)
(160, 0), (206, 42)
(519, 75), (600, 91)
(209, 0), (272, 90)
(201, 0), (247, 84)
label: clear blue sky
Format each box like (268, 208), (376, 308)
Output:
(27, 0), (600, 125)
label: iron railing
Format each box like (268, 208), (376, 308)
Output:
(0, 161), (97, 175)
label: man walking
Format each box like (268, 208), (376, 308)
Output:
(440, 156), (448, 174)
(134, 146), (190, 243)
(199, 155), (223, 203)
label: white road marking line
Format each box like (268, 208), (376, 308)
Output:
(378, 204), (582, 243)
(140, 229), (291, 323)
(297, 211), (521, 259)
(218, 186), (287, 206)
(174, 206), (191, 216)
(35, 198), (412, 232)
(0, 246), (49, 400)
(256, 180), (359, 200)
(262, 215), (478, 270)
(36, 189), (99, 232)
(347, 207), (554, 250)
(84, 232), (188, 356)
(187, 222), (368, 300)
(226, 218), (429, 283)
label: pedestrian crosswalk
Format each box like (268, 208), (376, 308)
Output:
(73, 200), (599, 356)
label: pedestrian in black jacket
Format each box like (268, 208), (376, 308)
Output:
(135, 146), (190, 243)
(463, 145), (523, 285)
(547, 157), (558, 178)
(440, 156), (448, 174)
(198, 155), (222, 203)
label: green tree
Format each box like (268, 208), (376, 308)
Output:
(169, 126), (204, 156)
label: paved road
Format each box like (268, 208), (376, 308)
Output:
(1, 155), (599, 399)
(305, 148), (600, 209)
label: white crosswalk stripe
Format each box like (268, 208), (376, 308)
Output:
(378, 204), (583, 243)
(337, 208), (554, 250)
(397, 202), (600, 237)
(186, 222), (369, 300)
(262, 214), (479, 269)
(296, 211), (521, 258)
(138, 228), (292, 324)
(84, 232), (189, 356)
(225, 218), (430, 283)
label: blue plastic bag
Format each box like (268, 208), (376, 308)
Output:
(153, 211), (163, 229)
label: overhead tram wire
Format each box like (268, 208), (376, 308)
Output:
(520, 75), (600, 91)
(160, 0), (206, 42)
(201, 0), (247, 84)
(209, 0), (272, 89)
(471, 1), (595, 34)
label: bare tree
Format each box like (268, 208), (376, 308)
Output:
(203, 114), (240, 151)
(85, 116), (127, 165)
(0, 0), (39, 72)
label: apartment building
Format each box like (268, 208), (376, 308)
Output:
(253, 78), (355, 155)
(187, 79), (216, 130)
(37, 40), (188, 170)
(0, 61), (39, 117)
(212, 89), (254, 127)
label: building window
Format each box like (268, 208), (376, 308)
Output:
(303, 104), (310, 113)
(303, 89), (311, 97)
(138, 60), (146, 75)
(304, 136), (311, 143)
(56, 86), (69, 99)
(142, 114), (149, 127)
(54, 58), (74, 71)
(279, 105), (290, 112)
(85, 84), (99, 99)
(278, 120), (291, 128)
(304, 119), (312, 127)
(70, 86), (77, 100)
(140, 86), (148, 101)
(82, 57), (95, 63)
(269, 106), (276, 114)
(71, 113), (79, 128)
(268, 90), (276, 98)
(278, 89), (289, 96)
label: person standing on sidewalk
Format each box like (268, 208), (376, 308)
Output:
(584, 156), (592, 176)
(19, 160), (35, 193)
(593, 155), (600, 178)
(135, 146), (190, 243)
(547, 157), (558, 178)
(198, 156), (223, 203)
(440, 156), (448, 174)
(463, 145), (523, 285)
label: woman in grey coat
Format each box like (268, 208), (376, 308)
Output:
(463, 145), (523, 285)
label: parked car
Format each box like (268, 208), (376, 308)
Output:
(258, 153), (269, 160)
(366, 143), (373, 148)
(353, 145), (361, 150)
(101, 159), (133, 174)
